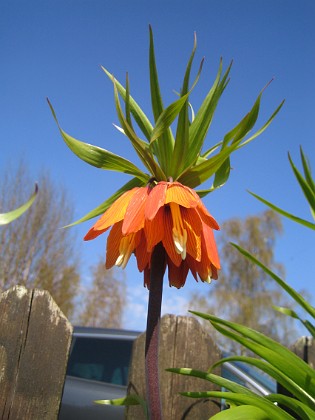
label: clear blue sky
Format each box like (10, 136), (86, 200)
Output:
(1, 1), (314, 331)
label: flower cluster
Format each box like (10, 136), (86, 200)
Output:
(84, 181), (220, 288)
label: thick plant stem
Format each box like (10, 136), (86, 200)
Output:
(145, 242), (165, 420)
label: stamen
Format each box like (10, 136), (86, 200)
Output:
(170, 203), (187, 260)
(115, 234), (136, 269)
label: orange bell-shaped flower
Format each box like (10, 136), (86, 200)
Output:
(84, 181), (220, 288)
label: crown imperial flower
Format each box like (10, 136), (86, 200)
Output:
(84, 181), (220, 288)
(49, 28), (282, 288)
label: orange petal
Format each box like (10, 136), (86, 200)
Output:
(122, 187), (149, 235)
(144, 207), (164, 252)
(84, 226), (108, 241)
(165, 182), (198, 208)
(91, 188), (139, 233)
(162, 207), (182, 267)
(202, 222), (220, 269)
(181, 208), (202, 261)
(135, 231), (151, 272)
(167, 258), (189, 288)
(105, 221), (123, 269)
(145, 182), (167, 220)
(197, 203), (220, 230)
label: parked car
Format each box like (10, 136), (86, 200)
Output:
(59, 326), (140, 420)
(59, 326), (276, 419)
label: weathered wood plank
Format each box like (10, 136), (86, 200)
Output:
(0, 285), (72, 420)
(127, 314), (221, 419)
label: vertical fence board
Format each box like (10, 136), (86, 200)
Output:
(127, 314), (221, 419)
(0, 285), (72, 420)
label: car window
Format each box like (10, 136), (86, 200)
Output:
(67, 337), (133, 386)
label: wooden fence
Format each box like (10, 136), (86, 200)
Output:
(0, 285), (72, 420)
(0, 285), (314, 419)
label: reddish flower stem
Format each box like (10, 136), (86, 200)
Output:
(145, 242), (165, 420)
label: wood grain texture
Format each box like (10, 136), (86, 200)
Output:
(127, 314), (221, 419)
(0, 286), (72, 420)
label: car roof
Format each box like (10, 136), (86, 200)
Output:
(72, 326), (142, 339)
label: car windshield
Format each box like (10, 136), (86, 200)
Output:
(66, 337), (133, 386)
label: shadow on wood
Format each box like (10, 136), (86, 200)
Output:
(127, 314), (221, 419)
(0, 285), (72, 420)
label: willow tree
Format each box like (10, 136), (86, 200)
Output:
(190, 209), (297, 352)
(78, 262), (126, 328)
(0, 162), (80, 318)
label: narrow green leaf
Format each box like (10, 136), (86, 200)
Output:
(150, 93), (189, 144)
(167, 368), (256, 396)
(112, 79), (166, 180)
(211, 356), (315, 408)
(236, 100), (284, 149)
(249, 191), (315, 230)
(289, 152), (315, 214)
(231, 243), (315, 319)
(65, 177), (145, 227)
(178, 142), (239, 187)
(181, 391), (294, 419)
(172, 34), (198, 178)
(186, 60), (231, 169)
(125, 73), (134, 130)
(266, 394), (315, 420)
(0, 184), (38, 225)
(272, 306), (300, 319)
(211, 405), (273, 420)
(212, 157), (231, 189)
(48, 99), (148, 182)
(101, 66), (153, 141)
(222, 90), (262, 148)
(95, 395), (141, 406)
(191, 311), (315, 393)
(149, 25), (174, 175)
(300, 147), (315, 193)
(95, 395), (149, 418)
(273, 306), (315, 338)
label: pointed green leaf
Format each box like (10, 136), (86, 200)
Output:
(249, 191), (315, 230)
(181, 391), (294, 419)
(211, 405), (273, 420)
(289, 152), (315, 214)
(0, 184), (38, 225)
(186, 60), (231, 169)
(273, 306), (315, 338)
(48, 99), (148, 182)
(112, 79), (166, 180)
(167, 368), (256, 396)
(231, 243), (315, 319)
(149, 25), (175, 175)
(236, 100), (284, 149)
(211, 356), (315, 408)
(191, 310), (315, 392)
(101, 66), (153, 141)
(171, 35), (197, 178)
(150, 93), (189, 144)
(65, 177), (145, 227)
(266, 394), (315, 420)
(300, 147), (315, 193)
(125, 73), (134, 130)
(178, 142), (239, 187)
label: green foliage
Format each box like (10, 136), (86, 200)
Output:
(189, 209), (295, 352)
(0, 183), (37, 225)
(49, 27), (283, 225)
(173, 149), (315, 418)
